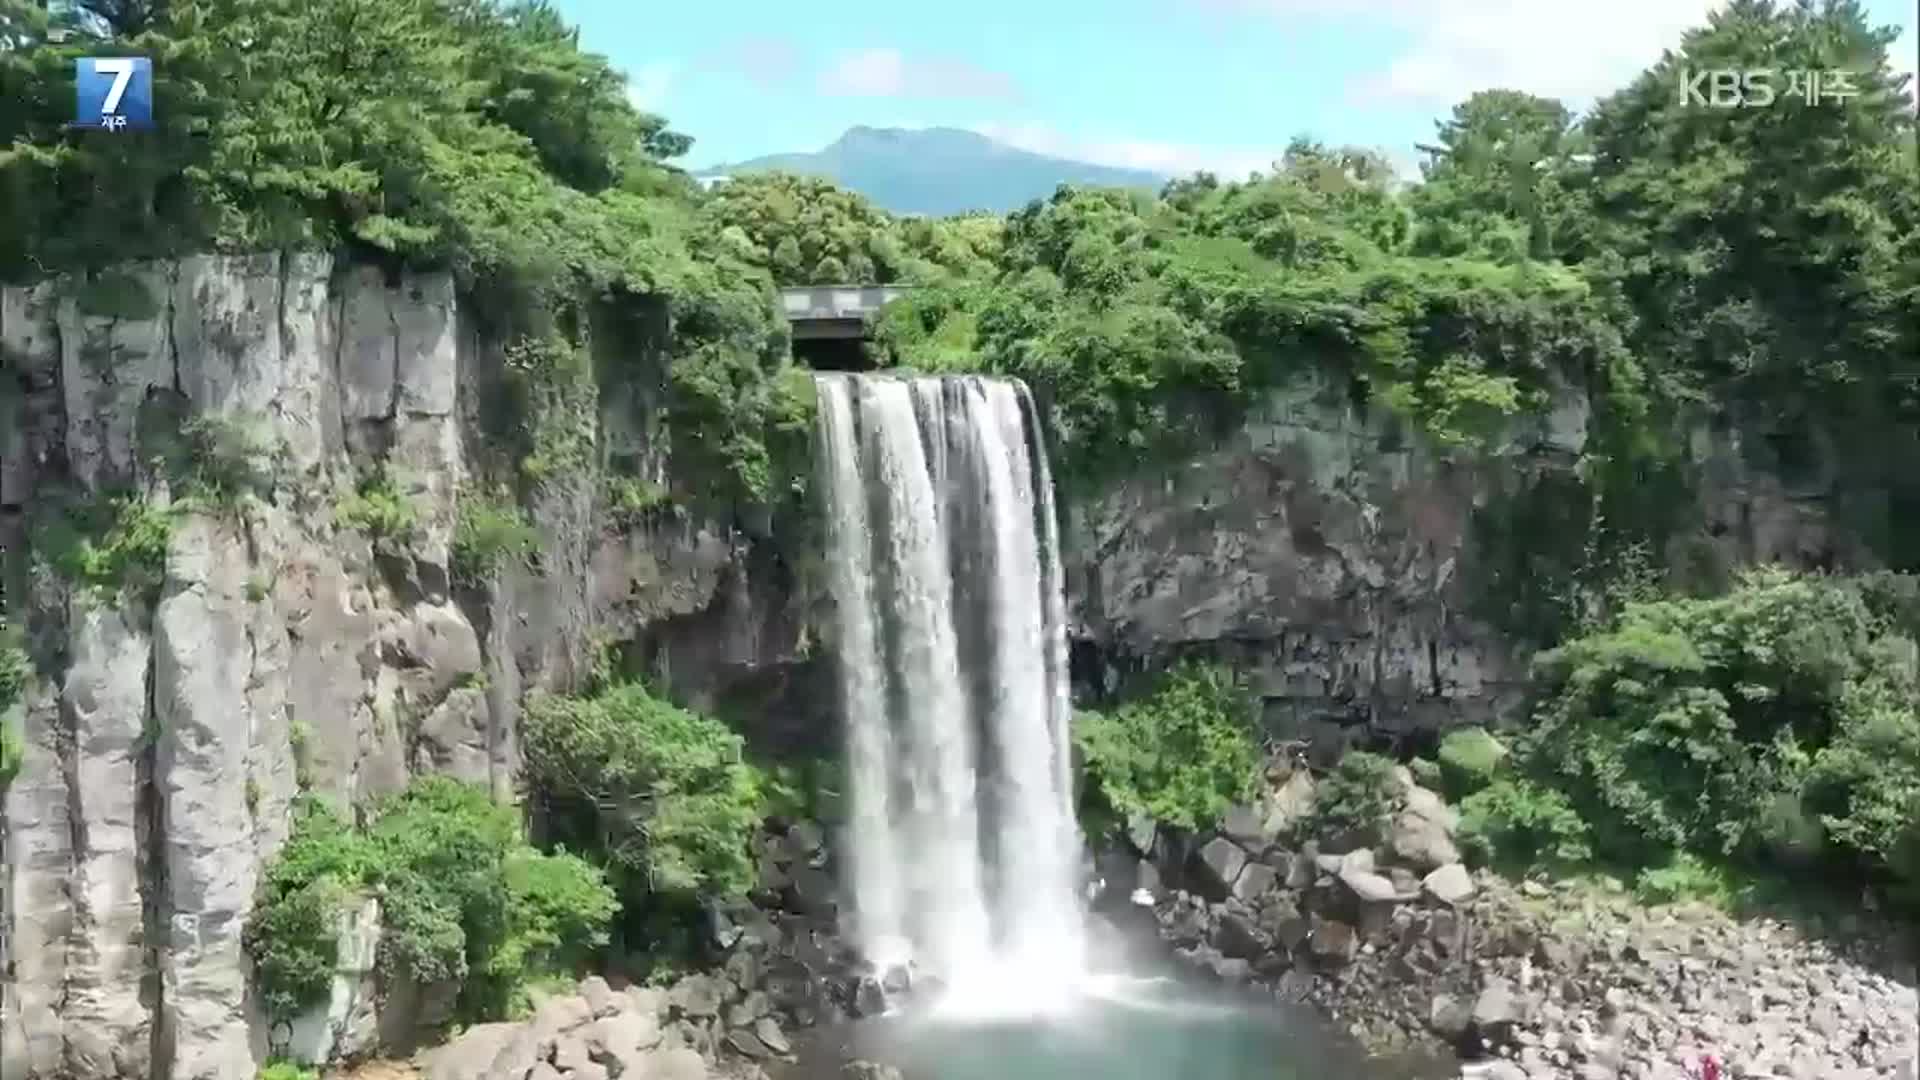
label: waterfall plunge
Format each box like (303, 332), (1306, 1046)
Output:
(815, 373), (1086, 1017)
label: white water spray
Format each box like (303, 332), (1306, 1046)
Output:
(815, 373), (1087, 1016)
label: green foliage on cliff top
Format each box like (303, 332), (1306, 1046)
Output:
(245, 779), (615, 1025)
(1074, 662), (1262, 832)
(522, 681), (764, 901)
(0, 0), (805, 512)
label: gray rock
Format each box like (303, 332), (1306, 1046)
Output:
(1195, 837), (1249, 898)
(1308, 918), (1358, 966)
(727, 990), (773, 1027)
(530, 1062), (564, 1080)
(1262, 770), (1316, 836)
(1339, 866), (1402, 903)
(1429, 994), (1473, 1040)
(1211, 912), (1269, 960)
(423, 1022), (520, 1080)
(844, 1062), (906, 1080)
(1233, 861), (1278, 904)
(581, 976), (620, 1018)
(1125, 812), (1157, 856)
(1473, 978), (1523, 1036)
(726, 1027), (774, 1059)
(1221, 803), (1270, 846)
(639, 1047), (709, 1080)
(1388, 805), (1461, 872)
(669, 974), (724, 1019)
(753, 1016), (791, 1055)
(1422, 863), (1476, 904)
(590, 1010), (664, 1057)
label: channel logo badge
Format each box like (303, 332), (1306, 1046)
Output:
(74, 57), (153, 131)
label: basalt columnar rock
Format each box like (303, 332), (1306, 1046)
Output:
(0, 256), (818, 1080)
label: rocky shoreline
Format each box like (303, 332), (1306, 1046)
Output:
(1108, 767), (1919, 1080)
(380, 773), (1917, 1080)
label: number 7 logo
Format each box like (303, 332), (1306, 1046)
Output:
(74, 56), (153, 131)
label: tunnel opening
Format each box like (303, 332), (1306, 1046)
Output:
(793, 331), (880, 372)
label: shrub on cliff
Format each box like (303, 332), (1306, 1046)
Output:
(1073, 662), (1261, 832)
(245, 780), (615, 1025)
(1457, 777), (1593, 874)
(522, 682), (764, 901)
(1303, 751), (1404, 850)
(1523, 569), (1920, 892)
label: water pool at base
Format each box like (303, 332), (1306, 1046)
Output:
(782, 962), (1451, 1080)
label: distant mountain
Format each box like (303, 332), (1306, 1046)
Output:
(697, 126), (1169, 216)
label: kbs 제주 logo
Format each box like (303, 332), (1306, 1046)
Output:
(74, 57), (153, 131)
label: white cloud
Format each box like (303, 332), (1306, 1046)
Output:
(820, 48), (1018, 100)
(974, 122), (1286, 181)
(1217, 0), (1722, 106)
(625, 62), (678, 112)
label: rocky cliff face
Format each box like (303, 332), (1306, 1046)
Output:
(0, 255), (812, 1080)
(1063, 374), (1864, 755)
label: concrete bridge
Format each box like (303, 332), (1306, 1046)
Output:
(780, 285), (910, 341)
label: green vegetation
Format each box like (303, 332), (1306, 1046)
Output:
(1303, 751), (1404, 850)
(1454, 570), (1920, 906)
(1436, 726), (1507, 801)
(1073, 662), (1261, 832)
(0, 632), (26, 789)
(1457, 777), (1594, 875)
(503, 335), (596, 486)
(452, 487), (541, 583)
(334, 467), (419, 550)
(521, 681), (763, 900)
(37, 494), (174, 601)
(245, 779), (615, 1025)
(257, 1062), (319, 1080)
(138, 402), (280, 510)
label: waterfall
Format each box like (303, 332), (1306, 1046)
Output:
(814, 373), (1086, 1014)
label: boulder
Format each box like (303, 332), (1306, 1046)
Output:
(1125, 812), (1157, 857)
(1472, 977), (1523, 1040)
(845, 1062), (905, 1080)
(589, 1010), (664, 1058)
(1262, 770), (1315, 836)
(581, 976), (621, 1018)
(1211, 912), (1269, 960)
(1339, 866), (1403, 904)
(422, 1022), (519, 1080)
(784, 866), (839, 918)
(637, 1047), (709, 1080)
(1232, 861), (1278, 904)
(1308, 917), (1358, 966)
(726, 990), (773, 1028)
(753, 1016), (792, 1056)
(1422, 863), (1476, 905)
(1221, 803), (1270, 848)
(1429, 994), (1473, 1040)
(725, 1027), (774, 1059)
(1389, 806), (1461, 872)
(668, 974), (724, 1019)
(1195, 837), (1249, 899)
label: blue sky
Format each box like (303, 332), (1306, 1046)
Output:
(553, 0), (1920, 177)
